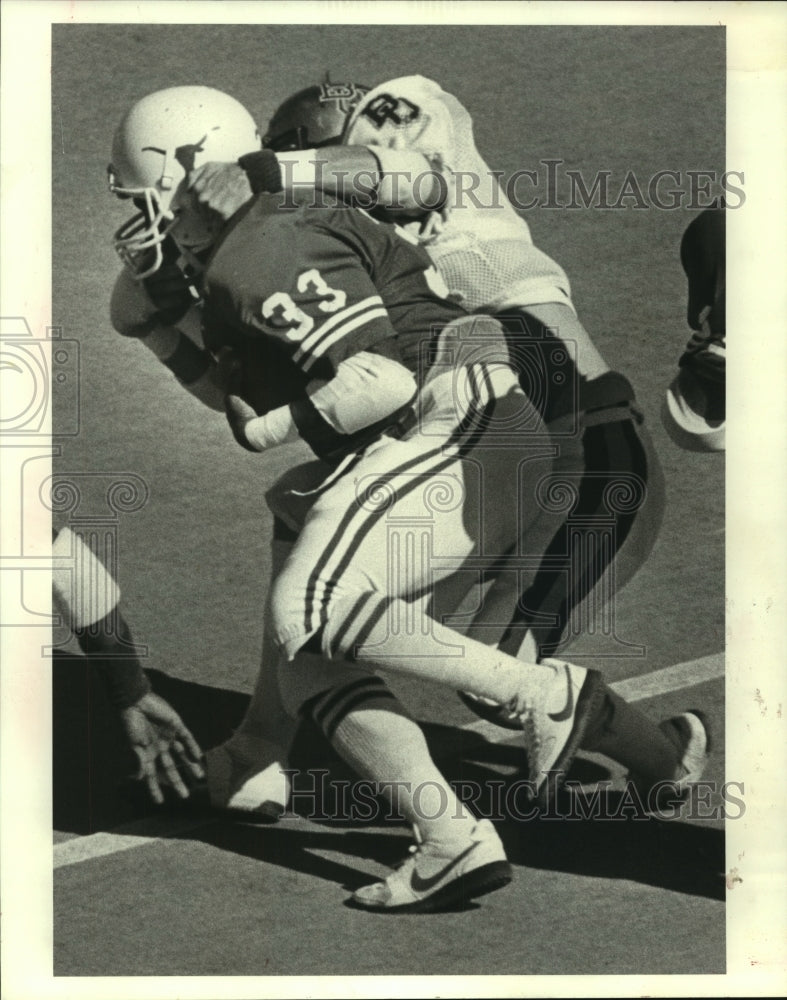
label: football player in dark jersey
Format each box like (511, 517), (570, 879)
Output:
(108, 86), (710, 911)
(184, 82), (708, 786)
(188, 77), (670, 709)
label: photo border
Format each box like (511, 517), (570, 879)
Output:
(2, 1), (785, 997)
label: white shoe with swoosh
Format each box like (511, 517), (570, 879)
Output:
(350, 819), (511, 913)
(515, 658), (606, 810)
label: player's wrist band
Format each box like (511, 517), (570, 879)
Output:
(238, 149), (283, 195)
(75, 613), (152, 709)
(290, 394), (350, 461)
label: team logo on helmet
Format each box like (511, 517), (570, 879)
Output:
(263, 81), (370, 151)
(318, 82), (368, 114)
(136, 131), (215, 189)
(173, 131), (216, 173)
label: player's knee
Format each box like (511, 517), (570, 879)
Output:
(268, 564), (312, 656)
(270, 559), (391, 666)
(321, 591), (392, 661)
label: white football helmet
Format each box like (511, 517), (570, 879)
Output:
(108, 86), (260, 279)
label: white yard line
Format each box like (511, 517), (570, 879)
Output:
(611, 651), (723, 702)
(54, 651), (724, 871)
(53, 816), (217, 869)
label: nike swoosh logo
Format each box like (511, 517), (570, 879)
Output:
(410, 843), (478, 893)
(547, 664), (575, 723)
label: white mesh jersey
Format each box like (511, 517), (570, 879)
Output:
(345, 75), (573, 315)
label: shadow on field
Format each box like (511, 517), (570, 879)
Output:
(52, 654), (248, 833)
(53, 653), (724, 903)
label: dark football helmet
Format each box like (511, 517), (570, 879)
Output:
(262, 81), (369, 152)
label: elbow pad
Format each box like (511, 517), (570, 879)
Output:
(311, 353), (417, 434)
(292, 352), (417, 462)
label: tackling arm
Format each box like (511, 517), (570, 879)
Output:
(276, 145), (444, 215)
(189, 145), (445, 221)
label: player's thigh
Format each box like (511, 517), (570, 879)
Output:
(280, 437), (479, 601)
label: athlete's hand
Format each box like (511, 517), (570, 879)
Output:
(222, 354), (265, 451)
(120, 692), (204, 804)
(141, 238), (199, 324)
(110, 267), (160, 337)
(225, 392), (262, 452)
(188, 162), (253, 221)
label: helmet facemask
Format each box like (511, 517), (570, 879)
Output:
(108, 170), (180, 279)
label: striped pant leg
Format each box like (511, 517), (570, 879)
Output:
(269, 435), (475, 661)
(269, 363), (528, 663)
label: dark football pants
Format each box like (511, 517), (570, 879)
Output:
(495, 402), (665, 660)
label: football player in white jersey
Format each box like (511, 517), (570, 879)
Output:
(188, 76), (679, 761)
(113, 90), (716, 912)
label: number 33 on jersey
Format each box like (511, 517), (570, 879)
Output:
(202, 193), (466, 385)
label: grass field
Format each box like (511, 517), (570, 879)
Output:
(43, 17), (729, 983)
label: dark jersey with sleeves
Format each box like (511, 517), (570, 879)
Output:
(201, 191), (467, 411)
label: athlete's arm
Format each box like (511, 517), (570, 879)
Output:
(277, 146), (443, 214)
(188, 145), (444, 222)
(226, 350), (416, 458)
(110, 267), (228, 411)
(52, 527), (204, 801)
